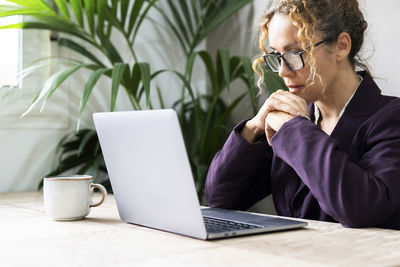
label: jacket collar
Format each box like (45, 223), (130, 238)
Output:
(308, 71), (382, 152)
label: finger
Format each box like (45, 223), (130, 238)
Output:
(265, 97), (292, 114)
(266, 94), (303, 116)
(274, 90), (307, 109)
(267, 91), (308, 117)
(265, 123), (275, 146)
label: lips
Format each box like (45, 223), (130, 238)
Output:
(286, 84), (303, 93)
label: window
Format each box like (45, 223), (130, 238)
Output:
(0, 0), (21, 87)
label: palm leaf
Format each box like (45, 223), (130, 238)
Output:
(130, 0), (157, 44)
(6, 0), (53, 12)
(198, 51), (217, 89)
(0, 22), (95, 47)
(97, 30), (123, 64)
(110, 63), (128, 111)
(78, 68), (109, 127)
(40, 64), (85, 111)
(21, 63), (85, 117)
(197, 0), (253, 41)
(120, 0), (129, 29)
(239, 56), (257, 113)
(70, 0), (84, 28)
(127, 0), (143, 35)
(58, 38), (104, 66)
(0, 6), (48, 17)
(262, 67), (287, 94)
(54, 0), (69, 19)
(177, 0), (194, 36)
(152, 5), (188, 54)
(138, 63), (151, 108)
(216, 49), (231, 93)
(84, 0), (95, 35)
(166, 0), (190, 45)
(96, 0), (107, 35)
(78, 130), (96, 156)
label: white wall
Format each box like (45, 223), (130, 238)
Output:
(360, 0), (400, 96)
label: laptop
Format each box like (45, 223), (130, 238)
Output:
(93, 109), (307, 240)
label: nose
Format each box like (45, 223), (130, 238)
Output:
(278, 60), (294, 78)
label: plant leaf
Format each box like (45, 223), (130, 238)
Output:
(127, 0), (144, 36)
(216, 49), (230, 93)
(239, 56), (257, 113)
(97, 29), (123, 64)
(0, 6), (47, 17)
(70, 0), (84, 27)
(58, 38), (104, 67)
(54, 0), (69, 19)
(130, 0), (157, 44)
(0, 21), (95, 47)
(120, 0), (129, 28)
(96, 0), (107, 35)
(84, 0), (95, 35)
(152, 4), (188, 54)
(78, 130), (96, 156)
(197, 0), (253, 42)
(138, 62), (151, 108)
(21, 64), (85, 117)
(41, 64), (85, 111)
(198, 51), (217, 90)
(6, 0), (53, 12)
(263, 66), (287, 94)
(156, 86), (165, 109)
(111, 63), (127, 111)
(177, 0), (194, 37)
(78, 68), (109, 124)
(166, 0), (190, 45)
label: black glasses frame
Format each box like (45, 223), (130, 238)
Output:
(263, 40), (325, 72)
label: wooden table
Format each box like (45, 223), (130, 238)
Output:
(1, 192), (399, 266)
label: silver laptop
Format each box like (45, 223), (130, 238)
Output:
(93, 109), (307, 240)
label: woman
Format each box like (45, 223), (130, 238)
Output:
(205, 0), (400, 230)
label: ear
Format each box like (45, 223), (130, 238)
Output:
(335, 32), (352, 62)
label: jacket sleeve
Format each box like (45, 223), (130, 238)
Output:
(271, 111), (400, 228)
(205, 120), (273, 210)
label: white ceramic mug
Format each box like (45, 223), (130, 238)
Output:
(43, 175), (107, 221)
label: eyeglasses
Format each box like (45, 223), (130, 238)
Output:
(263, 40), (325, 72)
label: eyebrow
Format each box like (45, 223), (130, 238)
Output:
(270, 42), (300, 52)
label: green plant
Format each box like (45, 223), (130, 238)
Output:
(0, 0), (158, 117)
(155, 0), (286, 199)
(0, 0), (160, 189)
(174, 49), (257, 198)
(0, 0), (286, 198)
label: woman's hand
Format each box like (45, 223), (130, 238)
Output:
(241, 97), (273, 143)
(265, 111), (294, 145)
(264, 90), (309, 145)
(265, 89), (309, 118)
(241, 89), (309, 144)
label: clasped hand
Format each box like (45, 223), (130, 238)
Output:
(246, 90), (309, 145)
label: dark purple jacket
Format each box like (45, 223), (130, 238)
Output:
(205, 72), (400, 230)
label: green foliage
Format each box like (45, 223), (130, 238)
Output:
(37, 128), (109, 190)
(0, 0), (286, 200)
(174, 50), (259, 198)
(153, 0), (254, 55)
(0, 0), (158, 124)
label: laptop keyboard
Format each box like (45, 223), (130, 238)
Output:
(203, 216), (262, 233)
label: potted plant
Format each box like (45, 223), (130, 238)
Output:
(0, 0), (285, 200)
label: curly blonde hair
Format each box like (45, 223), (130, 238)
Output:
(253, 0), (369, 92)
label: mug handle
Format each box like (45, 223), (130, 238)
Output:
(89, 183), (107, 208)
